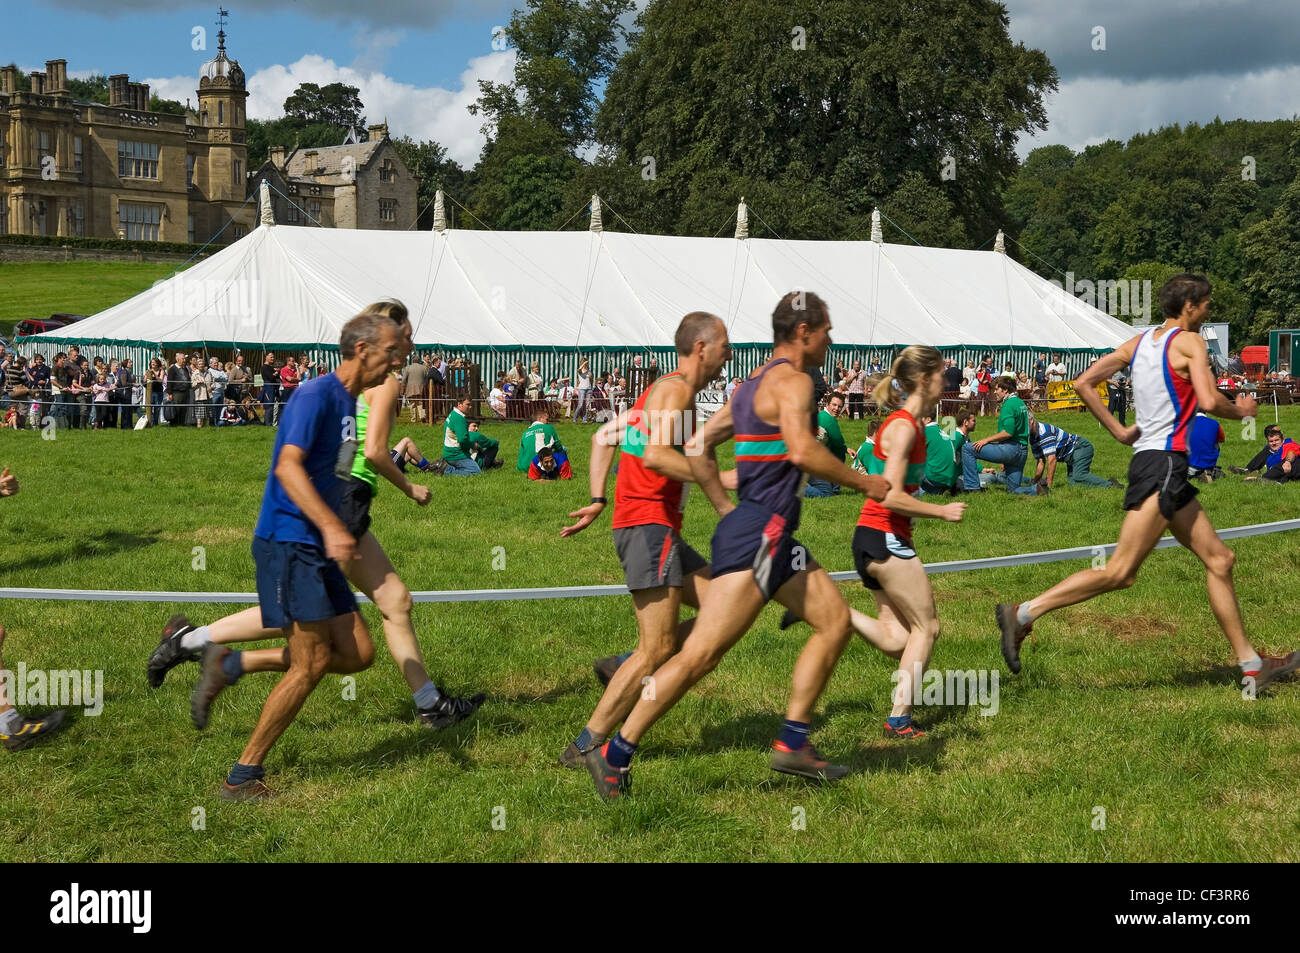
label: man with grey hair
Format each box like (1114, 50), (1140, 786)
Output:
(199, 311), (402, 800)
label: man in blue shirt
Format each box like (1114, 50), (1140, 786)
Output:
(1028, 415), (1120, 488)
(197, 312), (402, 801)
(1187, 412), (1225, 482)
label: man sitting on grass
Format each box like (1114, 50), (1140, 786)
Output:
(918, 413), (960, 495)
(1232, 424), (1300, 483)
(1187, 411), (1226, 482)
(465, 421), (503, 469)
(805, 393), (848, 497)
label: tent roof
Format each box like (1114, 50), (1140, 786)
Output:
(25, 224), (1137, 352)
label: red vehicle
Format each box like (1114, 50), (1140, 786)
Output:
(14, 314), (86, 338)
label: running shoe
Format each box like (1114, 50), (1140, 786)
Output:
(882, 721), (927, 740)
(1, 709), (67, 751)
(558, 738), (599, 769)
(585, 742), (630, 800)
(778, 609), (802, 631)
(191, 644), (231, 730)
(417, 692), (486, 729)
(996, 602), (1032, 674)
(148, 613), (201, 688)
(1243, 651), (1300, 694)
(769, 740), (850, 781)
(593, 655), (622, 686)
(220, 778), (275, 802)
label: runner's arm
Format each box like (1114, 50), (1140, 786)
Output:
(1180, 333), (1257, 421)
(1074, 339), (1141, 443)
(364, 378), (425, 502)
(877, 419), (962, 521)
(643, 377), (696, 483)
(686, 399), (735, 516)
(780, 374), (889, 500)
(560, 412), (625, 536)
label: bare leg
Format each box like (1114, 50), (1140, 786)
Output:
(586, 586), (681, 738)
(237, 616), (338, 767)
(865, 558), (940, 718)
(619, 572), (766, 745)
(773, 567), (853, 723)
(1167, 501), (1255, 662)
(1021, 493), (1170, 621)
(849, 605), (907, 657)
(346, 531), (427, 691)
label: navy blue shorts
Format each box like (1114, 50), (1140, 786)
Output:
(709, 500), (813, 601)
(252, 537), (357, 630)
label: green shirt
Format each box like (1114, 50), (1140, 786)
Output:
(852, 437), (874, 473)
(442, 407), (471, 462)
(998, 395), (1030, 446)
(350, 393), (377, 492)
(924, 422), (957, 486)
(816, 410), (847, 462)
(518, 421), (563, 471)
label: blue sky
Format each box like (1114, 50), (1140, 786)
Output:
(5, 0), (1298, 168)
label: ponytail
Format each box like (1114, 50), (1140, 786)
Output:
(871, 373), (898, 409)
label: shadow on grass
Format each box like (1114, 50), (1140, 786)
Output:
(0, 528), (163, 575)
(279, 722), (482, 774)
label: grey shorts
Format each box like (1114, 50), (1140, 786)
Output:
(613, 524), (708, 591)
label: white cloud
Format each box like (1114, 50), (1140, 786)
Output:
(1019, 64), (1300, 157)
(145, 49), (516, 167)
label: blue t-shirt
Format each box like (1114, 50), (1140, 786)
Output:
(254, 373), (358, 546)
(1187, 414), (1224, 470)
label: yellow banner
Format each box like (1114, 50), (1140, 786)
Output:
(1047, 380), (1108, 411)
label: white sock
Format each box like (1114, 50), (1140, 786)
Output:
(1240, 654), (1263, 674)
(0, 708), (21, 733)
(413, 680), (442, 710)
(180, 625), (212, 652)
(1016, 603), (1036, 626)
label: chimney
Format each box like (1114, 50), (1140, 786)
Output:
(139, 82), (150, 110)
(269, 146), (286, 168)
(0, 66), (15, 95)
(45, 60), (67, 92)
(128, 82), (146, 111)
(31, 71), (45, 95)
(367, 122), (388, 141)
(109, 74), (129, 107)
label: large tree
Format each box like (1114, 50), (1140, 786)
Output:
(594, 0), (1055, 242)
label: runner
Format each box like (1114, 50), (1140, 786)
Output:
(996, 274), (1300, 693)
(148, 302), (484, 741)
(584, 292), (891, 799)
(854, 347), (966, 739)
(558, 312), (730, 767)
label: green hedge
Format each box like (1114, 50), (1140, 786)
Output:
(0, 233), (208, 255)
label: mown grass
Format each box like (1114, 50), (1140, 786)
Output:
(0, 261), (187, 338)
(2, 406), (1299, 862)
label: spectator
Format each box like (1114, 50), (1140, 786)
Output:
(843, 360), (867, 419)
(102, 359), (121, 428)
(465, 420), (502, 469)
(610, 376), (627, 415)
(258, 351), (279, 426)
(528, 445), (572, 480)
(526, 361), (543, 401)
(961, 376), (1041, 494)
(962, 359), (977, 396)
(227, 354), (249, 406)
(209, 357), (228, 421)
(975, 355), (994, 415)
(91, 372), (112, 428)
(575, 358), (594, 422)
(724, 376), (742, 400)
(805, 393), (848, 497)
(440, 396), (484, 475)
(918, 413), (961, 495)
(517, 409), (565, 471)
(3, 404), (17, 429)
(165, 352), (192, 426)
(1028, 414), (1119, 488)
(556, 376), (575, 416)
(851, 418), (883, 472)
(1187, 411), (1226, 482)
(50, 352), (70, 428)
(488, 377), (507, 418)
(1233, 424), (1300, 483)
(117, 358), (137, 429)
(944, 358), (963, 395)
(1033, 352), (1048, 397)
(1108, 368), (1130, 426)
(26, 354), (51, 407)
(4, 357), (28, 428)
(278, 354), (301, 412)
(544, 378), (559, 401)
(1046, 352), (1068, 383)
(951, 407), (977, 460)
(191, 355), (212, 429)
(60, 352), (86, 429)
(144, 357), (165, 426)
(218, 399), (245, 426)
(400, 356), (429, 422)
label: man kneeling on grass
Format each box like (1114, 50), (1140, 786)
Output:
(1028, 414), (1121, 489)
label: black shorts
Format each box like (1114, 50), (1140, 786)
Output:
(709, 500), (813, 601)
(338, 476), (375, 539)
(613, 523), (708, 591)
(1123, 450), (1197, 519)
(852, 526), (918, 590)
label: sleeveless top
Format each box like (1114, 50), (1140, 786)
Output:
(613, 371), (689, 530)
(1130, 326), (1197, 454)
(858, 408), (926, 538)
(732, 358), (805, 532)
(350, 392), (376, 491)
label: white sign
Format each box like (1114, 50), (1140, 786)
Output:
(694, 389), (726, 424)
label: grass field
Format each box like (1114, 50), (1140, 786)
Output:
(2, 406), (1299, 862)
(0, 261), (186, 338)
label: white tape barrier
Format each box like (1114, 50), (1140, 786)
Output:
(1, 519), (1297, 604)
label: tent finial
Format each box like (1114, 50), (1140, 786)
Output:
(259, 181), (274, 227)
(870, 207), (883, 244)
(433, 189), (447, 232)
(994, 229), (1005, 254)
(590, 194), (603, 233)
(735, 197), (749, 240)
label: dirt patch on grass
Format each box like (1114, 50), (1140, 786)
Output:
(1076, 612), (1172, 643)
(162, 525), (247, 545)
